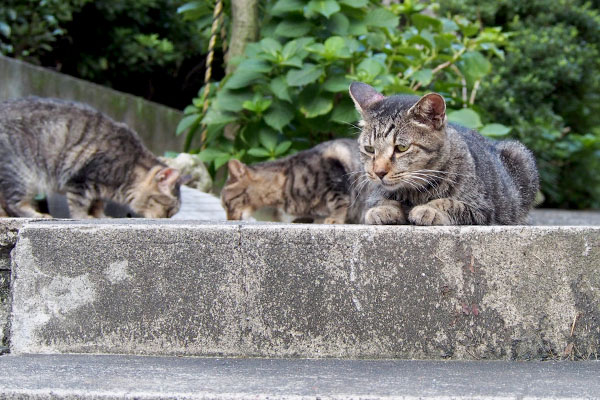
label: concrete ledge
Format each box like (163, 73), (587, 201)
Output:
(0, 354), (599, 399)
(9, 221), (600, 360)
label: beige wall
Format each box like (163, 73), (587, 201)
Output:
(0, 55), (184, 155)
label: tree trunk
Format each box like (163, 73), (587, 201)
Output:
(226, 0), (260, 75)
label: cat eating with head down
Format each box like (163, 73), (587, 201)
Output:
(221, 139), (366, 224)
(349, 82), (539, 225)
(0, 97), (183, 218)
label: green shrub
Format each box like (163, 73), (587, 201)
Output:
(0, 0), (212, 109)
(440, 0), (600, 209)
(180, 0), (508, 180)
(0, 0), (91, 62)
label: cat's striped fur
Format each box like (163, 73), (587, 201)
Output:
(221, 139), (365, 223)
(349, 82), (539, 225)
(0, 97), (182, 218)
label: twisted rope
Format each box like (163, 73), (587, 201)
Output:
(200, 0), (224, 147)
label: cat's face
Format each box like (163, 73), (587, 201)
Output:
(349, 82), (447, 192)
(221, 159), (284, 220)
(130, 166), (182, 218)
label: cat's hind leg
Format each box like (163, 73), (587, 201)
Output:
(323, 191), (350, 224)
(0, 181), (51, 218)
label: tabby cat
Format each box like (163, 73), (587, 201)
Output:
(0, 97), (182, 218)
(349, 82), (539, 225)
(221, 139), (365, 223)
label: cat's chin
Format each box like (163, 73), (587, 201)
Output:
(378, 181), (405, 192)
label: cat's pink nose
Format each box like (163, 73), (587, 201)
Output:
(375, 170), (387, 180)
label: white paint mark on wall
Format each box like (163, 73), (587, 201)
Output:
(105, 260), (132, 284)
(583, 239), (591, 257)
(352, 296), (362, 312)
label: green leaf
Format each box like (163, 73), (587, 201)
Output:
(412, 68), (433, 86)
(0, 22), (10, 38)
(480, 123), (511, 138)
(348, 17), (367, 35)
(197, 148), (229, 163)
(339, 0), (368, 7)
(307, 0), (340, 19)
(242, 97), (272, 113)
(269, 76), (292, 102)
(213, 90), (253, 112)
(323, 76), (352, 92)
(411, 14), (443, 32)
(274, 141), (293, 155)
(260, 37), (282, 56)
(324, 36), (351, 59)
(259, 130), (278, 151)
(330, 100), (359, 124)
(215, 154), (233, 170)
(286, 64), (323, 86)
(357, 58), (384, 77)
(271, 0), (305, 15)
(176, 114), (201, 136)
(364, 8), (399, 29)
(275, 20), (313, 38)
(328, 13), (349, 35)
(224, 70), (264, 89)
(448, 109), (482, 129)
(300, 95), (333, 118)
(459, 51), (492, 83)
(247, 148), (272, 157)
(201, 109), (237, 126)
(264, 102), (295, 131)
(280, 56), (303, 68)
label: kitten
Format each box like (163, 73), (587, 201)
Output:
(349, 82), (539, 225)
(221, 139), (365, 224)
(0, 97), (183, 218)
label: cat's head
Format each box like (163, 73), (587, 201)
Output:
(349, 82), (447, 192)
(221, 159), (284, 220)
(129, 166), (182, 218)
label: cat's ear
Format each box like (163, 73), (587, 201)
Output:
(408, 93), (446, 130)
(349, 82), (385, 115)
(227, 159), (250, 182)
(155, 167), (181, 193)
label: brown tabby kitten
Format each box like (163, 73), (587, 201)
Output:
(221, 139), (365, 223)
(349, 82), (539, 225)
(0, 97), (183, 218)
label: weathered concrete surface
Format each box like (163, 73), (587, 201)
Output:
(0, 55), (184, 154)
(0, 354), (599, 400)
(530, 209), (600, 226)
(0, 219), (33, 348)
(10, 221), (600, 360)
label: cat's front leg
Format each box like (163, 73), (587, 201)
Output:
(365, 199), (406, 225)
(408, 198), (466, 226)
(66, 192), (97, 219)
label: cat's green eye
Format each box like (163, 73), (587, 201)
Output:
(395, 144), (410, 153)
(364, 145), (375, 154)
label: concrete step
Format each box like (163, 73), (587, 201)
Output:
(8, 220), (600, 360)
(0, 354), (599, 399)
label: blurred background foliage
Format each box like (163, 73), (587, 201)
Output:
(1, 0), (599, 208)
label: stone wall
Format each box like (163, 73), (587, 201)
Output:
(0, 55), (184, 155)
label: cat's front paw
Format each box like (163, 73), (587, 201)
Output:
(365, 206), (406, 225)
(408, 205), (451, 226)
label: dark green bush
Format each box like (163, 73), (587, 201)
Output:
(440, 0), (600, 209)
(0, 0), (212, 109)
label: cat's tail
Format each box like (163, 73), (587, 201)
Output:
(496, 140), (539, 209)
